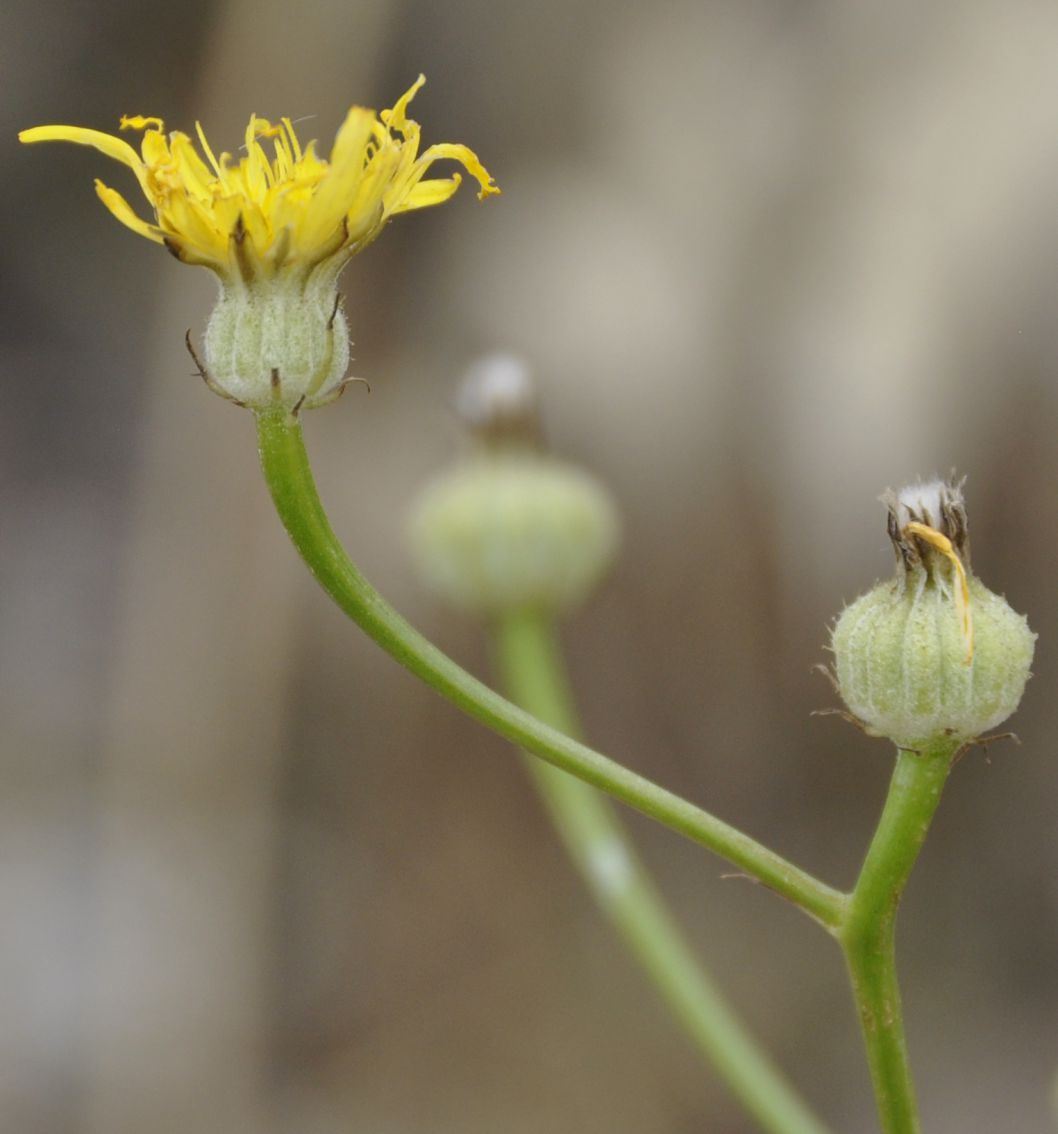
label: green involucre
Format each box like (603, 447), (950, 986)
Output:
(832, 575), (1034, 748)
(409, 450), (620, 616)
(204, 270), (349, 409)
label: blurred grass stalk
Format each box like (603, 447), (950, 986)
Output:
(491, 608), (832, 1134)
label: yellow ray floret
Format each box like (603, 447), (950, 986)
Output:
(19, 75), (499, 281)
(904, 520), (974, 665)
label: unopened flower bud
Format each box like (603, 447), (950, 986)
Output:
(409, 357), (620, 616)
(830, 479), (1035, 749)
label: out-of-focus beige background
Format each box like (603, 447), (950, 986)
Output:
(4, 1), (1058, 1131)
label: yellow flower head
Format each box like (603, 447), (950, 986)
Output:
(20, 77), (499, 412)
(19, 75), (499, 283)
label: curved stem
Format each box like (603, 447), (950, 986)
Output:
(493, 608), (833, 1134)
(255, 407), (844, 928)
(838, 743), (957, 1134)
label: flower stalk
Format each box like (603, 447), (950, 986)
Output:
(493, 608), (832, 1134)
(254, 406), (845, 929)
(836, 741), (958, 1134)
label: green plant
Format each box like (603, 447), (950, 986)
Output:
(21, 82), (1037, 1134)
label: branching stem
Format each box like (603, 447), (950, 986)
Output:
(254, 407), (844, 929)
(255, 406), (957, 1134)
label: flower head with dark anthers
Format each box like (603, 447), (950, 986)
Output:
(21, 76), (499, 410)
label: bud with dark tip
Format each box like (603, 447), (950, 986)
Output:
(409, 356), (620, 617)
(830, 479), (1035, 750)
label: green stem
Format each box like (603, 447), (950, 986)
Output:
(493, 608), (832, 1134)
(839, 743), (957, 1134)
(255, 407), (844, 928)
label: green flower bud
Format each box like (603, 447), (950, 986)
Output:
(409, 356), (620, 617)
(831, 480), (1035, 749)
(200, 270), (350, 410)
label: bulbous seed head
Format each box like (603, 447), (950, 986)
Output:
(831, 478), (1034, 749)
(409, 358), (620, 617)
(409, 452), (620, 617)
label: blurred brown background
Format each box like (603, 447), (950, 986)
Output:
(4, 1), (1058, 1131)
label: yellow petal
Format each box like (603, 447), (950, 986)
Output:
(238, 200), (274, 254)
(20, 124), (150, 196)
(282, 118), (304, 163)
(140, 128), (172, 170)
(158, 190), (229, 262)
(194, 121), (224, 177)
(120, 115), (164, 132)
(328, 106), (376, 168)
(240, 116), (274, 199)
(298, 106), (376, 252)
(93, 180), (164, 243)
(169, 133), (219, 201)
(417, 142), (500, 200)
(382, 74), (426, 135)
(388, 173), (463, 215)
(343, 145), (404, 241)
